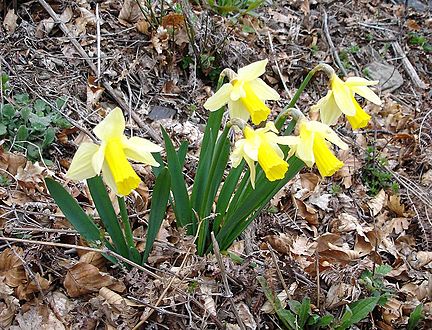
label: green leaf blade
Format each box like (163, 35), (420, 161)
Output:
(45, 178), (101, 242)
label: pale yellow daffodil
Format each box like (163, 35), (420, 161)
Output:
(203, 59), (280, 125)
(230, 122), (296, 188)
(287, 119), (348, 177)
(314, 74), (382, 129)
(66, 108), (162, 196)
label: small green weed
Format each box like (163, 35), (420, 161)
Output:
(359, 264), (393, 304)
(408, 304), (424, 330)
(347, 43), (360, 54)
(258, 275), (383, 330)
(338, 49), (352, 70)
(0, 174), (11, 187)
(362, 67), (371, 78)
(408, 32), (432, 53)
(361, 146), (399, 196)
(310, 44), (319, 56)
(0, 74), (70, 161)
(330, 183), (342, 195)
(207, 0), (264, 16)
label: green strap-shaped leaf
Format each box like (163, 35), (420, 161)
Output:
(161, 127), (193, 232)
(336, 296), (380, 330)
(142, 168), (171, 263)
(45, 178), (101, 243)
(215, 157), (304, 251)
(86, 176), (129, 258)
(213, 161), (244, 235)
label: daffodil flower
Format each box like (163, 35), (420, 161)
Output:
(230, 122), (295, 188)
(286, 119), (348, 177)
(66, 108), (162, 196)
(203, 59), (280, 125)
(314, 74), (382, 129)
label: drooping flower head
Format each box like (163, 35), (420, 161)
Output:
(287, 119), (348, 177)
(204, 59), (280, 125)
(66, 108), (162, 196)
(230, 122), (295, 188)
(313, 73), (382, 129)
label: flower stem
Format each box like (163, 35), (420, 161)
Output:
(118, 196), (135, 249)
(275, 63), (334, 131)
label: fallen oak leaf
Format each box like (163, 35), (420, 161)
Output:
(63, 262), (125, 297)
(0, 247), (27, 288)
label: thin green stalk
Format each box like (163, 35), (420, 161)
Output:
(118, 196), (135, 249)
(275, 63), (332, 130)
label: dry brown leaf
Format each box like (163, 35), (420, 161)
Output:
(136, 19), (149, 34)
(118, 0), (144, 24)
(368, 189), (386, 216)
(309, 193), (332, 211)
(64, 263), (125, 297)
(381, 297), (403, 324)
(35, 7), (73, 38)
(200, 282), (217, 317)
(162, 13), (185, 28)
(0, 149), (27, 175)
(300, 173), (319, 191)
(265, 234), (291, 255)
(388, 195), (406, 216)
(0, 276), (19, 328)
(87, 75), (104, 109)
(317, 234), (360, 263)
(0, 247), (27, 288)
(325, 283), (358, 309)
(237, 302), (257, 329)
(294, 198), (319, 225)
(151, 26), (169, 54)
(406, 19), (421, 31)
(16, 273), (50, 300)
(16, 161), (52, 194)
(385, 217), (410, 235)
(10, 304), (65, 330)
(79, 251), (106, 269)
(290, 236), (315, 256)
(3, 9), (18, 34)
(99, 287), (136, 312)
(46, 291), (74, 320)
(409, 251), (432, 270)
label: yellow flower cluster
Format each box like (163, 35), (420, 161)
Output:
(205, 60), (381, 187)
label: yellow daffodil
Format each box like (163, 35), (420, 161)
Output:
(287, 120), (348, 177)
(230, 122), (296, 188)
(203, 59), (280, 125)
(314, 74), (382, 129)
(66, 108), (162, 196)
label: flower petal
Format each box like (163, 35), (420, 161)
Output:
(316, 91), (343, 126)
(296, 124), (315, 167)
(101, 161), (117, 194)
(122, 136), (162, 166)
(92, 142), (106, 174)
(247, 78), (280, 101)
(331, 75), (357, 116)
(345, 77), (379, 86)
(349, 85), (382, 105)
(346, 101), (371, 130)
(66, 142), (100, 180)
(203, 83), (233, 111)
(313, 137), (344, 177)
(237, 59), (268, 82)
(244, 155), (256, 189)
(93, 107), (125, 141)
(228, 100), (250, 122)
(230, 81), (246, 101)
(243, 139), (259, 161)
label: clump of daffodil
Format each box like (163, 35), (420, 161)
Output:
(313, 72), (382, 129)
(203, 59), (280, 125)
(286, 116), (348, 177)
(230, 122), (295, 188)
(66, 108), (162, 196)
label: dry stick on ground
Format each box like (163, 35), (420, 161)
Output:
(390, 40), (427, 89)
(267, 31), (290, 97)
(211, 232), (247, 330)
(0, 236), (225, 329)
(322, 9), (347, 77)
(37, 0), (162, 143)
(267, 244), (292, 300)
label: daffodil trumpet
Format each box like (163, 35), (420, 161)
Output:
(230, 122), (298, 188)
(66, 107), (162, 196)
(286, 119), (348, 177)
(204, 59), (280, 125)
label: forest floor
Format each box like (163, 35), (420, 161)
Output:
(0, 0), (431, 329)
